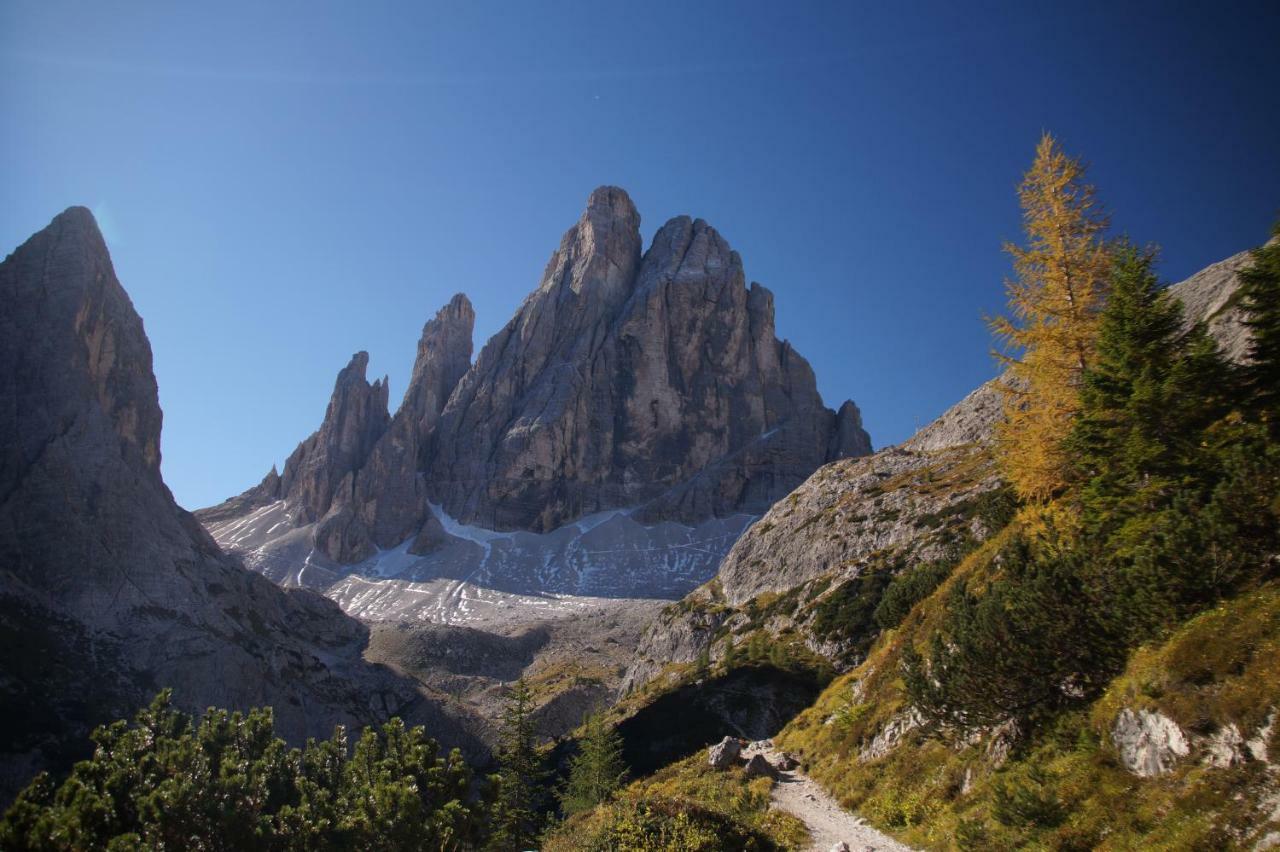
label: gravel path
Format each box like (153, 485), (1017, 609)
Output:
(743, 743), (916, 852)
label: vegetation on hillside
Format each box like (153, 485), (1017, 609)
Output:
(775, 140), (1280, 849)
(0, 692), (484, 851)
(544, 752), (808, 851)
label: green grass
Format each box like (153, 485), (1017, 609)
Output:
(544, 752), (809, 851)
(776, 566), (1280, 851)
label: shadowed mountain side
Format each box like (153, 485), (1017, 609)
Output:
(0, 208), (486, 803)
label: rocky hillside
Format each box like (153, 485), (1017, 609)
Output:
(622, 244), (1258, 696)
(0, 208), (483, 804)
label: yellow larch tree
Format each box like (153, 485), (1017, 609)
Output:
(990, 133), (1111, 503)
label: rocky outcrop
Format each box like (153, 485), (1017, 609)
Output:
(315, 295), (476, 562)
(1112, 709), (1190, 777)
(280, 352), (391, 527)
(402, 293), (475, 436)
(0, 208), (482, 802)
(1205, 723), (1248, 769)
(201, 294), (476, 562)
(859, 709), (925, 763)
(1166, 241), (1272, 363)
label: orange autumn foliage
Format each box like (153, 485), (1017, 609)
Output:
(991, 134), (1111, 503)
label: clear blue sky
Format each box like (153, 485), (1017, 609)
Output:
(3, 2), (1278, 511)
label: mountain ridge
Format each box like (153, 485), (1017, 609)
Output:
(201, 186), (871, 601)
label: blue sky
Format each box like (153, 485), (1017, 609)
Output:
(3, 1), (1278, 511)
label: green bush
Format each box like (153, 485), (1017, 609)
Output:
(0, 692), (483, 852)
(872, 559), (954, 631)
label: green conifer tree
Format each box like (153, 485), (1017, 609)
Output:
(1069, 242), (1233, 532)
(488, 679), (545, 851)
(1239, 223), (1280, 431)
(559, 712), (628, 816)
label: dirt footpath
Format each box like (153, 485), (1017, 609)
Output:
(743, 742), (916, 852)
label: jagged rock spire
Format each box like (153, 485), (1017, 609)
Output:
(279, 351), (391, 525)
(208, 185), (875, 553)
(401, 293), (475, 434)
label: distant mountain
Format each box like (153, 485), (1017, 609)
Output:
(0, 208), (483, 803)
(200, 187), (871, 608)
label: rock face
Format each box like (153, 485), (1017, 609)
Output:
(202, 186), (869, 593)
(315, 296), (476, 562)
(281, 351), (391, 527)
(200, 295), (476, 564)
(0, 208), (481, 802)
(1112, 709), (1190, 777)
(426, 187), (869, 532)
(1166, 241), (1270, 363)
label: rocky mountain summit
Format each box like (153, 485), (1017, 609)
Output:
(425, 187), (870, 533)
(0, 208), (481, 803)
(201, 186), (870, 604)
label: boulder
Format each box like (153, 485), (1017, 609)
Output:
(708, 736), (742, 769)
(744, 752), (776, 778)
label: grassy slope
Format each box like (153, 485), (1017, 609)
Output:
(775, 528), (1280, 851)
(544, 752), (809, 851)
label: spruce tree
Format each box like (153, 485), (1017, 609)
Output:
(489, 679), (544, 851)
(1069, 242), (1233, 530)
(1239, 223), (1280, 431)
(990, 133), (1111, 502)
(559, 712), (628, 816)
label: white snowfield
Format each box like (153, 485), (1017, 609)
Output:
(204, 501), (753, 627)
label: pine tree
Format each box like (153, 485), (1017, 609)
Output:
(990, 133), (1111, 502)
(722, 638), (740, 669)
(1239, 223), (1280, 432)
(0, 694), (484, 851)
(903, 535), (1122, 729)
(489, 679), (544, 851)
(1069, 242), (1233, 530)
(559, 712), (628, 816)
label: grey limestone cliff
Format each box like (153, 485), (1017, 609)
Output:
(205, 186), (871, 568)
(0, 208), (481, 802)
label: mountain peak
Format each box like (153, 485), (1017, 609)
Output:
(584, 185), (638, 223)
(277, 351), (391, 525)
(1, 206), (162, 475)
(402, 293), (475, 430)
(341, 350), (370, 378)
